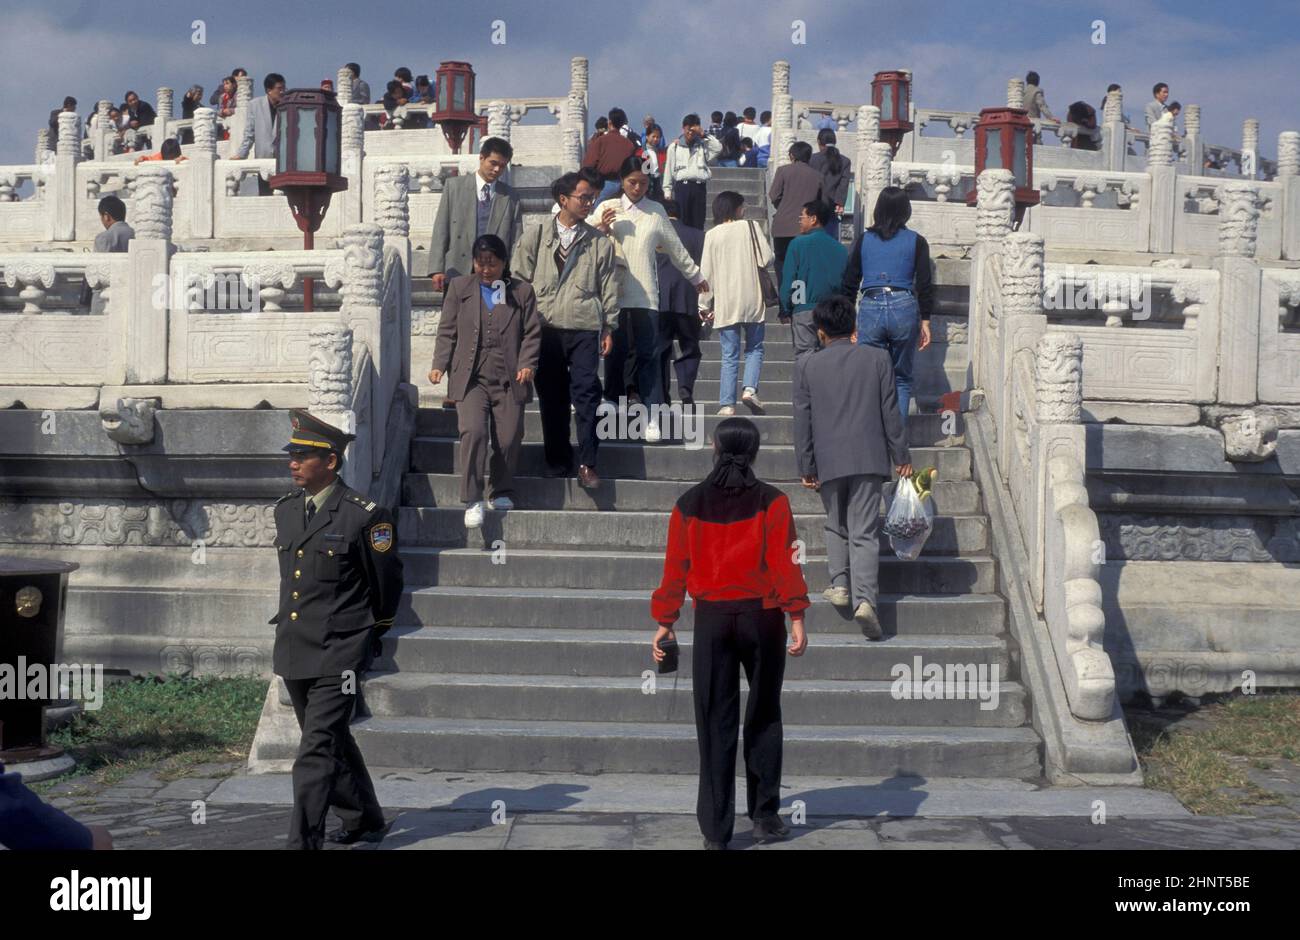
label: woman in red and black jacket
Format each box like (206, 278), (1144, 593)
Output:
(651, 417), (808, 850)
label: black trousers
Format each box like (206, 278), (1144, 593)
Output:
(657, 310), (702, 404)
(536, 324), (602, 471)
(283, 674), (384, 850)
(673, 179), (708, 230)
(692, 599), (787, 844)
(603, 307), (662, 405)
(772, 236), (795, 312)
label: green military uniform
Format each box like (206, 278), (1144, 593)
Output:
(272, 410), (403, 849)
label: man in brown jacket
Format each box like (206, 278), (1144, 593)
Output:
(429, 235), (542, 528)
(583, 107), (637, 207)
(768, 140), (829, 312)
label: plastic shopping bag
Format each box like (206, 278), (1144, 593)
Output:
(884, 471), (935, 561)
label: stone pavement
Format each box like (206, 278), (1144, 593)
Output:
(29, 765), (1300, 850)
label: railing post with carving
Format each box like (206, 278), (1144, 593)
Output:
(94, 100), (112, 161)
(374, 163), (412, 392)
(1278, 131), (1300, 261)
(156, 87), (174, 144)
(336, 67), (354, 107)
(862, 142), (892, 232)
(771, 60), (790, 135)
(1034, 332), (1115, 720)
(1146, 117), (1177, 253)
(125, 166), (173, 384)
(54, 111), (79, 241)
(998, 231), (1047, 480)
(190, 107), (217, 238)
(1216, 182), (1262, 406)
(1183, 104), (1203, 174)
(1242, 119), (1260, 179)
(771, 93), (794, 175)
(970, 168), (1014, 393)
(232, 76), (254, 155)
(1006, 78), (1024, 109)
(336, 223), (385, 482)
(569, 57), (588, 150)
(340, 103), (365, 225)
(854, 105), (880, 214)
(1102, 88), (1125, 172)
(308, 324), (366, 488)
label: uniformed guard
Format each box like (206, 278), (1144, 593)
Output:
(272, 409), (403, 849)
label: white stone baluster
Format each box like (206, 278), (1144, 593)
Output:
(863, 142), (892, 220)
(36, 129), (51, 166)
(1007, 78), (1025, 109)
(55, 111), (80, 240)
(373, 164), (410, 239)
(156, 87), (174, 143)
(242, 261), (296, 312)
(1279, 132), (1300, 177)
(771, 93), (794, 170)
(1242, 118), (1260, 178)
(3, 261), (56, 313)
(336, 67), (354, 106)
(308, 325), (355, 411)
(1218, 182), (1260, 257)
(487, 101), (510, 142)
(976, 168), (1015, 243)
(132, 166), (174, 242)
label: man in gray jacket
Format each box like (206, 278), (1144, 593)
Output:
(233, 73), (286, 194)
(429, 137), (523, 292)
(794, 294), (911, 639)
(512, 172), (619, 489)
(93, 195), (134, 252)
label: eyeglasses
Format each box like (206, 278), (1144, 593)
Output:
(567, 193), (597, 205)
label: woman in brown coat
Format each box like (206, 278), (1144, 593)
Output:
(429, 234), (542, 529)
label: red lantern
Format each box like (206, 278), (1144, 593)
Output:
(966, 106), (1039, 223)
(871, 70), (914, 154)
(434, 61), (477, 153)
(267, 88), (349, 311)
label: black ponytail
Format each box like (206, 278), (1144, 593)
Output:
(818, 127), (842, 175)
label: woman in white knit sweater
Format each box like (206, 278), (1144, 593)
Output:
(595, 155), (708, 440)
(697, 191), (772, 415)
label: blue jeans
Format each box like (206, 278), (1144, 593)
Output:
(717, 321), (765, 406)
(856, 291), (918, 426)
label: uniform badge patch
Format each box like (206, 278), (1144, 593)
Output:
(369, 523), (394, 552)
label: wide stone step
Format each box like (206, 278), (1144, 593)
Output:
(403, 548), (993, 598)
(400, 587), (1008, 639)
(402, 473), (982, 514)
(334, 716), (1043, 777)
(683, 380), (968, 410)
(361, 672), (1029, 728)
(409, 438), (972, 482)
(377, 626), (1010, 679)
(398, 507), (988, 554)
(415, 408), (964, 447)
(692, 351), (967, 384)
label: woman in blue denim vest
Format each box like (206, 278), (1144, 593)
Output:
(840, 186), (934, 427)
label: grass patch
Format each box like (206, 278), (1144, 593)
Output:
(1129, 692), (1300, 815)
(31, 675), (268, 795)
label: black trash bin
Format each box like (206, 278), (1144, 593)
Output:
(0, 557), (79, 779)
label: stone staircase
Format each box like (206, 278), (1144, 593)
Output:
(312, 281), (1046, 781)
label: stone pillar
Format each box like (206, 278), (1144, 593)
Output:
(862, 142), (892, 224)
(1278, 131), (1300, 261)
(1006, 78), (1024, 109)
(1035, 332), (1083, 425)
(487, 100), (510, 142)
(855, 105), (880, 209)
(1181, 103), (1203, 173)
(189, 108), (217, 238)
(998, 231), (1048, 480)
(771, 60), (790, 122)
(562, 125), (582, 174)
(123, 166), (172, 384)
(307, 325), (364, 485)
(95, 99), (112, 161)
(565, 91), (587, 155)
(373, 164), (410, 240)
(336, 67), (354, 106)
(232, 76), (254, 152)
(1101, 89), (1125, 172)
(36, 129), (52, 167)
(771, 92), (794, 170)
(1146, 119), (1176, 253)
(374, 163), (412, 389)
(570, 56), (588, 102)
(340, 103), (365, 225)
(54, 111), (79, 241)
(339, 223), (385, 478)
(1033, 331), (1087, 618)
(156, 87), (174, 144)
(1242, 118), (1260, 179)
(1216, 182), (1261, 405)
(970, 169), (1015, 391)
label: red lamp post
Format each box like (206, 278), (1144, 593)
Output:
(966, 106), (1039, 224)
(268, 88), (348, 312)
(871, 70), (914, 154)
(434, 61), (477, 153)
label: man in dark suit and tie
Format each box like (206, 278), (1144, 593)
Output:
(429, 137), (523, 293)
(271, 410), (403, 849)
(793, 295), (911, 640)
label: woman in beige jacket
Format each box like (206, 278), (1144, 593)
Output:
(698, 191), (773, 415)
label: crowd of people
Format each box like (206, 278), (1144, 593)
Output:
(1020, 71), (1190, 157)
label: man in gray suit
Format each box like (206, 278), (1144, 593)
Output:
(93, 195), (134, 251)
(429, 137), (523, 293)
(233, 73), (286, 194)
(794, 294), (911, 639)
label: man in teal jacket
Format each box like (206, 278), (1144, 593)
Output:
(779, 199), (849, 361)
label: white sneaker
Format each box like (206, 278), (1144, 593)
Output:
(854, 601), (882, 640)
(741, 388), (765, 414)
(643, 420), (662, 443)
(717, 405), (736, 416)
(596, 400), (617, 418)
(463, 501), (486, 528)
(489, 496), (514, 511)
(822, 585), (851, 607)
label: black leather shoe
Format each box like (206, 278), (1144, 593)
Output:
(326, 821), (388, 845)
(541, 462), (573, 479)
(702, 838), (728, 850)
(752, 815), (790, 843)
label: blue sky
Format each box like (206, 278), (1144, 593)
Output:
(1, 0), (1296, 165)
